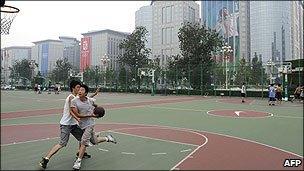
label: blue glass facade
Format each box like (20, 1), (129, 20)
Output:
(202, 1), (240, 64)
(41, 44), (49, 76)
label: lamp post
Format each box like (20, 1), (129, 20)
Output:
(221, 43), (233, 90)
(266, 59), (275, 84)
(100, 54), (110, 87)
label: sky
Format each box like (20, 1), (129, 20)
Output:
(1, 1), (154, 48)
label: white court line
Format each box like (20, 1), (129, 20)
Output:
(109, 130), (199, 147)
(1, 105), (148, 121)
(2, 121), (303, 162)
(272, 115), (304, 119)
(98, 148), (109, 152)
(1, 137), (59, 147)
(180, 149), (192, 153)
(206, 109), (274, 119)
(121, 152), (135, 155)
(147, 106), (207, 113)
(152, 152), (167, 155)
(104, 122), (304, 159)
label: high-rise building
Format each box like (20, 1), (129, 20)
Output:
(202, 1), (303, 64)
(80, 29), (129, 72)
(151, 1), (200, 67)
(31, 39), (64, 76)
(1, 46), (32, 84)
(59, 36), (80, 70)
(135, 5), (153, 58)
(201, 1), (245, 68)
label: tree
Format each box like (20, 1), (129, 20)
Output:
(32, 71), (44, 86)
(212, 62), (226, 87)
(9, 59), (35, 85)
(49, 58), (73, 87)
(175, 22), (223, 90)
(250, 53), (267, 86)
(83, 66), (102, 87)
(234, 58), (251, 86)
(118, 26), (151, 89)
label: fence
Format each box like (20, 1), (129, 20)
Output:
(77, 62), (303, 98)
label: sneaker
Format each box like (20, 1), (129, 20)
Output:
(76, 152), (91, 159)
(73, 159), (81, 170)
(39, 157), (49, 169)
(106, 134), (117, 144)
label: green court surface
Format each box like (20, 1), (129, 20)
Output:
(1, 90), (303, 170)
(1, 132), (195, 170)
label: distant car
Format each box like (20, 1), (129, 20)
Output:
(3, 85), (15, 90)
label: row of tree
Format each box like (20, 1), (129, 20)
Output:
(8, 22), (267, 90)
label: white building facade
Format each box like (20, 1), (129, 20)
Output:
(59, 36), (80, 70)
(80, 29), (129, 72)
(135, 5), (153, 58)
(31, 40), (64, 76)
(151, 1), (200, 67)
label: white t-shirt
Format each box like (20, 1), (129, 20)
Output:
(241, 85), (246, 94)
(71, 96), (95, 129)
(60, 94), (78, 125)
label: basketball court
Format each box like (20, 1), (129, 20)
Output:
(1, 1), (303, 170)
(1, 91), (303, 170)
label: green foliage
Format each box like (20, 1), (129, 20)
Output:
(118, 26), (151, 71)
(83, 66), (102, 87)
(49, 58), (73, 87)
(9, 59), (33, 81)
(171, 22), (222, 89)
(118, 26), (151, 89)
(234, 58), (251, 85)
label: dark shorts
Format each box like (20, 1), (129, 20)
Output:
(59, 125), (83, 146)
(269, 97), (276, 101)
(241, 93), (246, 97)
(276, 92), (282, 100)
(294, 93), (300, 99)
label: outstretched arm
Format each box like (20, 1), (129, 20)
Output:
(90, 87), (100, 98)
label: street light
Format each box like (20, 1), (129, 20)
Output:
(266, 59), (275, 84)
(100, 54), (110, 87)
(220, 42), (233, 89)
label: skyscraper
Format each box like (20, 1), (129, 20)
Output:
(59, 36), (80, 70)
(135, 5), (153, 58)
(80, 29), (129, 72)
(202, 1), (303, 64)
(251, 1), (303, 63)
(31, 40), (64, 76)
(151, 1), (200, 67)
(201, 1), (245, 68)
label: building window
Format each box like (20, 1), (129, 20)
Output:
(162, 7), (166, 24)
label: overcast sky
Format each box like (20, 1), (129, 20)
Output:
(1, 1), (154, 48)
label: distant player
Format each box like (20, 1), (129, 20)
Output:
(241, 82), (246, 103)
(275, 84), (283, 105)
(70, 84), (117, 170)
(268, 84), (276, 106)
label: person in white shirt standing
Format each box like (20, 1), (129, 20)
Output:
(241, 82), (246, 103)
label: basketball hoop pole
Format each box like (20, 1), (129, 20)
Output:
(282, 62), (292, 101)
(151, 69), (155, 96)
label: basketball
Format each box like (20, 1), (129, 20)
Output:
(93, 106), (105, 118)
